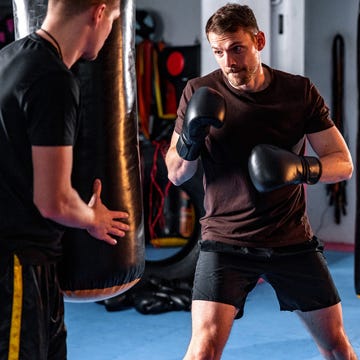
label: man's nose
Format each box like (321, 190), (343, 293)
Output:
(224, 51), (236, 68)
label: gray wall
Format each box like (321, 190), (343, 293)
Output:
(136, 0), (201, 46)
(305, 0), (358, 244)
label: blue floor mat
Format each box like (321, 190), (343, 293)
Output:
(65, 250), (360, 359)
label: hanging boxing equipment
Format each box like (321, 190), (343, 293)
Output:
(326, 34), (347, 224)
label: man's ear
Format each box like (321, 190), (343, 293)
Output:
(255, 31), (266, 51)
(92, 3), (106, 25)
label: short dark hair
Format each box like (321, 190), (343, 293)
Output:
(205, 3), (259, 39)
(50, 0), (119, 16)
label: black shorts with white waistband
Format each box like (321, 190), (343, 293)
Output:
(192, 237), (340, 319)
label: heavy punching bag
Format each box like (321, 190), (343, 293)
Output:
(12, 0), (145, 302)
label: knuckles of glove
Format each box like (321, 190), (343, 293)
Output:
(176, 86), (226, 161)
(248, 144), (321, 193)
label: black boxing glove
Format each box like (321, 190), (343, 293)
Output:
(176, 86), (225, 161)
(248, 144), (322, 192)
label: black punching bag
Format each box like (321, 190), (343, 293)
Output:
(12, 0), (145, 302)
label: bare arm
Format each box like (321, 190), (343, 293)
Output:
(165, 132), (199, 186)
(307, 126), (353, 183)
(32, 146), (129, 245)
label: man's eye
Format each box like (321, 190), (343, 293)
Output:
(233, 46), (243, 54)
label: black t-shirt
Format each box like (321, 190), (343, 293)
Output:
(0, 33), (80, 263)
(175, 66), (334, 247)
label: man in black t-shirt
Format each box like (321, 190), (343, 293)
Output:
(166, 3), (357, 360)
(0, 1), (129, 359)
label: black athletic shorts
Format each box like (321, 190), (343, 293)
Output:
(192, 237), (341, 319)
(0, 254), (66, 360)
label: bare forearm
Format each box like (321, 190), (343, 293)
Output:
(35, 187), (94, 229)
(318, 152), (353, 183)
(165, 132), (199, 186)
(32, 147), (129, 243)
(35, 179), (129, 244)
(166, 147), (198, 186)
(307, 126), (353, 184)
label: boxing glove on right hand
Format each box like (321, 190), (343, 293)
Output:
(176, 87), (226, 161)
(248, 144), (322, 192)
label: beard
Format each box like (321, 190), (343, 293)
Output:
(225, 64), (259, 88)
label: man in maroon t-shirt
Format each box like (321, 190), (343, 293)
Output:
(166, 3), (356, 359)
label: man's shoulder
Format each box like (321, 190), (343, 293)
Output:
(269, 65), (310, 86)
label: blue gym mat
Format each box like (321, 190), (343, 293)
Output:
(65, 249), (360, 359)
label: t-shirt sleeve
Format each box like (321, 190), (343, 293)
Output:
(24, 71), (80, 146)
(304, 80), (334, 134)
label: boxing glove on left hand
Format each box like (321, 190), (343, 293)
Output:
(248, 144), (322, 192)
(176, 87), (226, 161)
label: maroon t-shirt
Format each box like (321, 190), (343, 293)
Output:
(175, 65), (334, 247)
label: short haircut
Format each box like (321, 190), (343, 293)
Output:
(206, 3), (259, 39)
(49, 0), (119, 17)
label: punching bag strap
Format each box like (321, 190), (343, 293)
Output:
(326, 34), (347, 225)
(332, 34), (344, 132)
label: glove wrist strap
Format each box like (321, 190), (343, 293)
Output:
(176, 136), (201, 161)
(304, 156), (322, 184)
